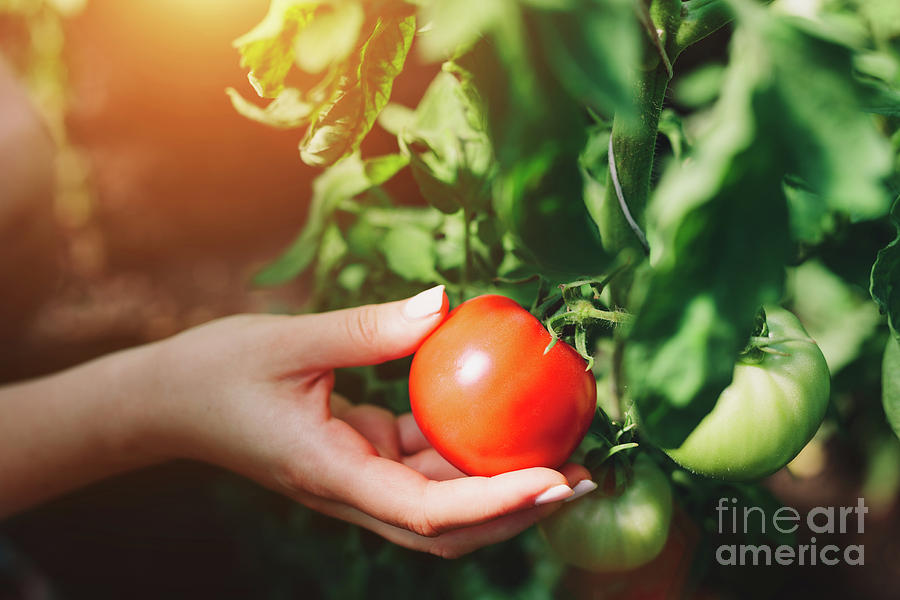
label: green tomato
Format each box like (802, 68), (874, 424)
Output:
(663, 306), (831, 481)
(539, 455), (673, 572)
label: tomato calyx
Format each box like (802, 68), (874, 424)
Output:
(525, 266), (634, 370)
(577, 408), (641, 494)
(739, 306), (818, 364)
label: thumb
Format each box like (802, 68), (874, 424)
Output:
(293, 285), (449, 370)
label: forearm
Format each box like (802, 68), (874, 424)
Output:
(0, 343), (168, 517)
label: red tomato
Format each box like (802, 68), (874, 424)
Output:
(409, 294), (597, 476)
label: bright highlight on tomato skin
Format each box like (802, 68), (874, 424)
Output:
(409, 294), (597, 477)
(455, 349), (491, 386)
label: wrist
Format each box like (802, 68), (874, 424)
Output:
(0, 341), (174, 516)
(87, 341), (177, 470)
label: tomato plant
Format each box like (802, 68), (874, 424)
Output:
(539, 454), (673, 572)
(409, 294), (597, 476)
(661, 306), (831, 481)
(229, 0), (900, 596)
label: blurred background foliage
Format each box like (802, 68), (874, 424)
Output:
(1, 0), (900, 599)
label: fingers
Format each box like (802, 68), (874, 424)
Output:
(283, 286), (448, 371)
(323, 451), (573, 537)
(420, 504), (559, 558)
(299, 491), (560, 559)
(330, 395), (401, 461)
(401, 448), (466, 481)
(397, 412), (431, 455)
(558, 462), (598, 503)
(559, 462), (592, 487)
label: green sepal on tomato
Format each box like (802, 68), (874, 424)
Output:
(408, 294), (597, 476)
(660, 306), (831, 481)
(538, 454), (673, 572)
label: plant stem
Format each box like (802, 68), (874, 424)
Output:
(598, 0), (737, 413)
(600, 62), (671, 305)
(460, 208), (471, 303)
(601, 61), (671, 412)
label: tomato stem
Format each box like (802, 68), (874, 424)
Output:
(460, 207), (472, 303)
(575, 325), (594, 371)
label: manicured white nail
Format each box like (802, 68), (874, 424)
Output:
(564, 480), (598, 503)
(534, 484), (574, 506)
(403, 285), (445, 320)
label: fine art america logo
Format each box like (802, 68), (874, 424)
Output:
(715, 497), (867, 566)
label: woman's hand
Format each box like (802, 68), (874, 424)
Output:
(146, 286), (593, 557)
(0, 286), (594, 558)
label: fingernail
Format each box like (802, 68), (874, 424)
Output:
(403, 285), (446, 320)
(564, 480), (598, 503)
(534, 484), (574, 506)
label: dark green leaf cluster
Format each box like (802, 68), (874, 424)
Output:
(240, 0), (651, 303)
(630, 0), (897, 445)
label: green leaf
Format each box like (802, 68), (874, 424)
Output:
(532, 0), (638, 120)
(871, 196), (900, 337)
(405, 148), (463, 214)
(451, 0), (639, 170)
(851, 0), (900, 46)
(337, 263), (369, 292)
(300, 12), (416, 167)
(883, 336), (900, 441)
(495, 145), (613, 277)
(860, 84), (900, 117)
(233, 0), (320, 98)
(387, 69), (494, 213)
(364, 153), (409, 185)
(672, 63), (726, 108)
(656, 109), (688, 161)
(316, 222), (349, 281)
(783, 178), (835, 246)
(293, 1), (365, 73)
(416, 0), (508, 60)
(435, 214), (466, 272)
(233, 2), (411, 167)
(380, 226), (440, 281)
(254, 154), (399, 286)
(226, 87), (312, 129)
(789, 259), (882, 374)
(356, 206), (444, 230)
(758, 14), (892, 219)
(376, 103), (416, 136)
